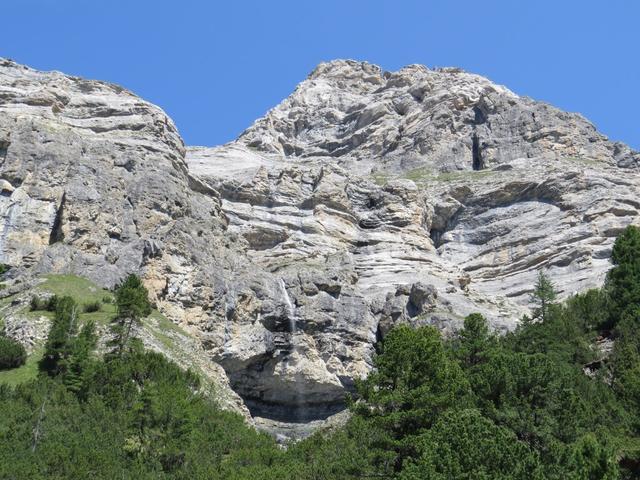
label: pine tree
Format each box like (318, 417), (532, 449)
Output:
(606, 225), (640, 325)
(353, 325), (471, 471)
(0, 335), (27, 370)
(455, 313), (493, 368)
(39, 296), (78, 376)
(108, 274), (152, 357)
(530, 271), (557, 322)
(62, 320), (97, 395)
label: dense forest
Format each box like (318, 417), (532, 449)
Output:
(1, 226), (640, 479)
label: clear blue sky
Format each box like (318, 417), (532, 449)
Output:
(2, 0), (638, 149)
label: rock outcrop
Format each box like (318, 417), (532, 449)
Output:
(1, 58), (638, 432)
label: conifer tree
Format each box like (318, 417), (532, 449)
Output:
(39, 296), (78, 376)
(607, 225), (640, 324)
(0, 335), (26, 370)
(62, 320), (97, 395)
(109, 274), (152, 357)
(455, 313), (493, 367)
(530, 271), (557, 322)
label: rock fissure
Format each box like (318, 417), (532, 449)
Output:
(48, 192), (65, 245)
(472, 133), (484, 170)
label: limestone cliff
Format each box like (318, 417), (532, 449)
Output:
(1, 58), (638, 429)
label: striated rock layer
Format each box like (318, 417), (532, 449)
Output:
(1, 58), (639, 427)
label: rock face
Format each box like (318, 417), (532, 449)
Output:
(1, 58), (639, 428)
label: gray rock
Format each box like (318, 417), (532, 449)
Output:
(408, 282), (438, 317)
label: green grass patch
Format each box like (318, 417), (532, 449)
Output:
(371, 171), (390, 186)
(38, 275), (185, 343)
(149, 309), (183, 333)
(143, 310), (187, 352)
(433, 170), (495, 182)
(0, 275), (119, 385)
(0, 348), (43, 386)
(403, 167), (434, 182)
(22, 310), (55, 321)
(8, 275), (191, 382)
(564, 156), (604, 167)
(39, 274), (113, 304)
(371, 167), (497, 186)
(80, 308), (117, 326)
(36, 274), (116, 326)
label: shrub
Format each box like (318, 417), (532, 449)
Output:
(46, 295), (59, 312)
(29, 295), (58, 312)
(30, 295), (43, 311)
(0, 336), (27, 370)
(102, 295), (113, 304)
(83, 301), (102, 313)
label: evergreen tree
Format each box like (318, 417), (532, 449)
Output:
(454, 313), (493, 368)
(605, 226), (640, 421)
(109, 274), (152, 357)
(62, 320), (97, 395)
(353, 325), (471, 471)
(39, 296), (79, 376)
(399, 409), (542, 480)
(610, 307), (640, 417)
(530, 271), (558, 322)
(0, 335), (26, 370)
(562, 434), (621, 480)
(607, 225), (640, 326)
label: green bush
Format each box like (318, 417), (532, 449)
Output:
(83, 301), (101, 313)
(29, 295), (58, 312)
(29, 295), (42, 311)
(0, 336), (26, 370)
(46, 295), (59, 311)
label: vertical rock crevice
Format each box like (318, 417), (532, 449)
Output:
(0, 141), (9, 163)
(472, 104), (487, 171)
(48, 193), (66, 244)
(472, 133), (484, 171)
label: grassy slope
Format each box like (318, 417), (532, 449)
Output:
(372, 166), (496, 186)
(38, 274), (117, 325)
(0, 348), (43, 387)
(0, 274), (184, 386)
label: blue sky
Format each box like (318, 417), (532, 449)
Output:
(2, 0), (638, 149)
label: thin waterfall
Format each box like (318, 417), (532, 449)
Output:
(279, 278), (305, 421)
(279, 278), (297, 334)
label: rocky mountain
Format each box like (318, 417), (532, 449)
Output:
(1, 58), (638, 432)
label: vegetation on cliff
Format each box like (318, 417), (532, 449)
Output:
(0, 226), (640, 478)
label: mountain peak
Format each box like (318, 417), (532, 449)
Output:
(238, 59), (638, 175)
(307, 59), (383, 81)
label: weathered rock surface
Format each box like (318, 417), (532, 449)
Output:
(1, 58), (639, 432)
